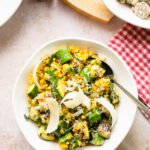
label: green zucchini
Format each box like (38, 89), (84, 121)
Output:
(81, 68), (92, 82)
(91, 133), (104, 146)
(59, 132), (73, 143)
(55, 48), (73, 64)
(57, 80), (66, 97)
(27, 84), (38, 98)
(88, 109), (101, 125)
(38, 126), (55, 141)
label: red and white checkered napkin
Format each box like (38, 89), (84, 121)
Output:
(108, 24), (150, 120)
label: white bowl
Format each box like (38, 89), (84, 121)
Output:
(0, 0), (22, 27)
(103, 0), (150, 29)
(12, 38), (137, 150)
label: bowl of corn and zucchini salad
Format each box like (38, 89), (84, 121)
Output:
(27, 46), (119, 149)
(13, 38), (137, 150)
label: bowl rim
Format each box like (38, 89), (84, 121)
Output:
(12, 37), (137, 150)
(0, 0), (22, 27)
(103, 0), (150, 29)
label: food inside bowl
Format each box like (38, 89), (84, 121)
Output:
(117, 0), (150, 19)
(25, 46), (119, 149)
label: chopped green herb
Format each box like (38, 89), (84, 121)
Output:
(24, 114), (29, 120)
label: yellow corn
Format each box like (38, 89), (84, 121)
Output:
(60, 144), (68, 149)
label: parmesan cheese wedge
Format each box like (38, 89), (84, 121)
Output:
(63, 0), (114, 23)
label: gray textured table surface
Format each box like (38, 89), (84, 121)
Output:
(0, 0), (149, 150)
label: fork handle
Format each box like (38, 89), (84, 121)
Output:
(114, 80), (150, 116)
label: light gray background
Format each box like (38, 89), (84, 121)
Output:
(0, 0), (149, 150)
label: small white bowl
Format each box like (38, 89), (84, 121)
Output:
(12, 38), (137, 150)
(0, 0), (22, 27)
(103, 0), (150, 29)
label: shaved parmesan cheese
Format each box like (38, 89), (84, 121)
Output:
(79, 90), (91, 109)
(91, 65), (99, 70)
(65, 80), (78, 91)
(72, 109), (83, 117)
(67, 80), (79, 89)
(61, 91), (78, 103)
(33, 56), (51, 89)
(96, 97), (117, 128)
(45, 98), (60, 134)
(62, 81), (91, 109)
(68, 80), (91, 108)
(65, 86), (75, 91)
(63, 92), (83, 108)
(65, 80), (76, 91)
(33, 59), (43, 89)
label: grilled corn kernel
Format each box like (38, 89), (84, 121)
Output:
(73, 122), (82, 131)
(28, 71), (34, 85)
(30, 98), (38, 106)
(89, 50), (94, 56)
(60, 129), (65, 134)
(44, 66), (49, 71)
(95, 78), (110, 88)
(60, 144), (68, 149)
(81, 115), (86, 120)
(68, 45), (75, 51)
(91, 101), (97, 109)
(40, 79), (45, 85)
(66, 120), (70, 124)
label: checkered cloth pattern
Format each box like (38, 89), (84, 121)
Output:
(108, 24), (150, 120)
